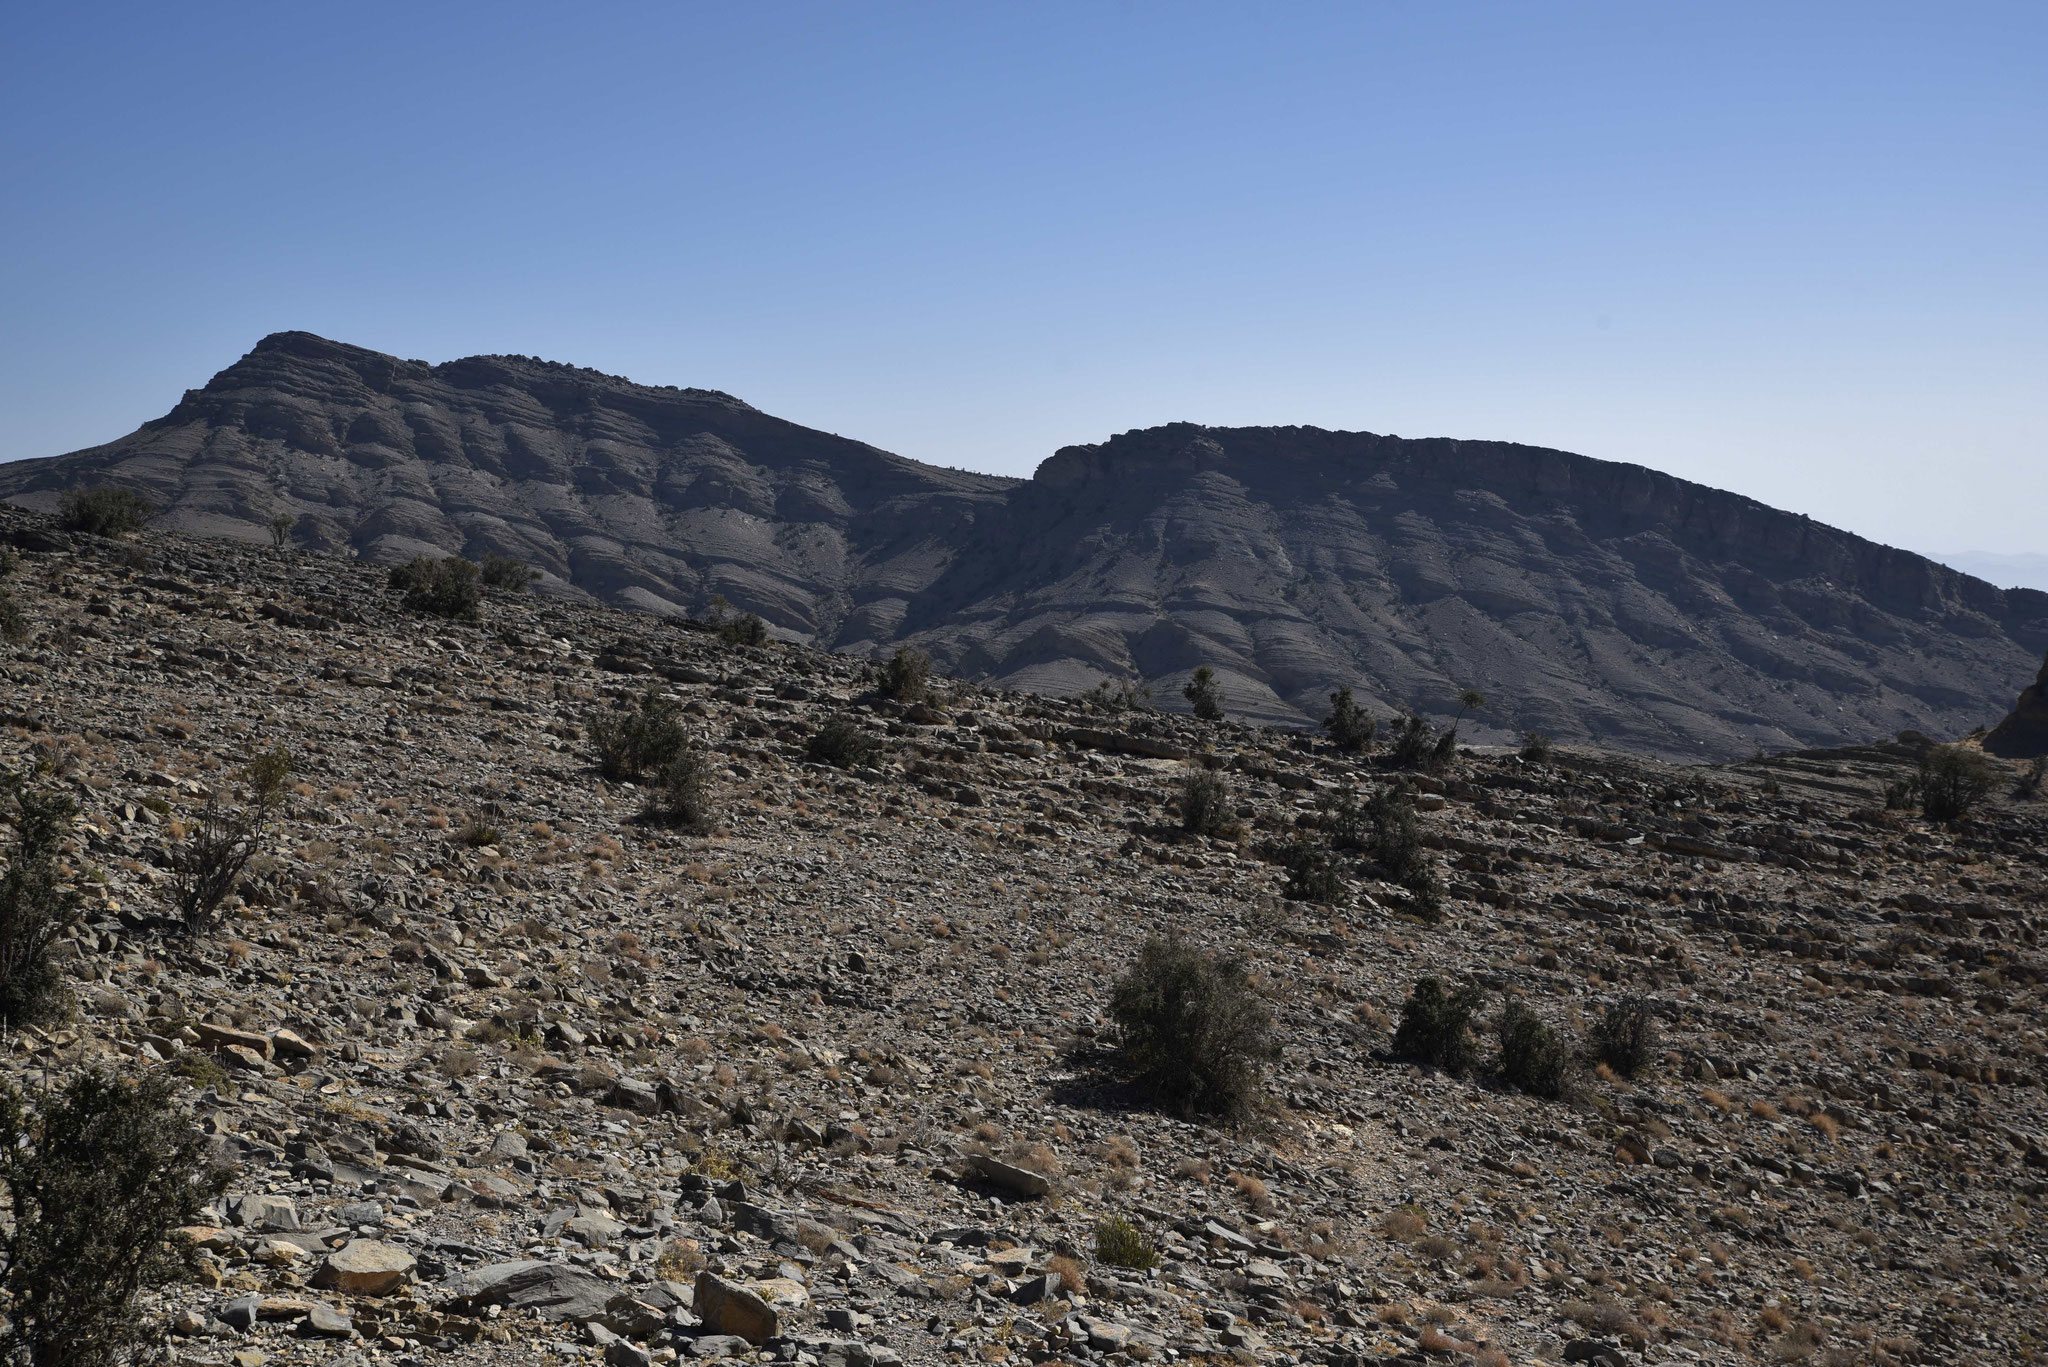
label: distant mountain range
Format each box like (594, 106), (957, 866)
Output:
(5, 331), (2044, 759)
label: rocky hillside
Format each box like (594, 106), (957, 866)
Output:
(3, 507), (2045, 1366)
(6, 333), (2044, 759)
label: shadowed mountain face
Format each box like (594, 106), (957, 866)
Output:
(7, 332), (2045, 758)
(1987, 652), (2048, 759)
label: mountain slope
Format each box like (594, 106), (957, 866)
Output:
(0, 332), (1015, 640)
(5, 332), (2044, 758)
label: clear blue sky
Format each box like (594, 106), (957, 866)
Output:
(3, 3), (2042, 556)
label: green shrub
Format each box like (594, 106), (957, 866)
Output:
(59, 487), (154, 536)
(168, 1050), (230, 1092)
(388, 555), (482, 620)
(1591, 993), (1657, 1077)
(244, 745), (293, 809)
(643, 744), (715, 833)
(0, 777), (85, 1028)
(1094, 1215), (1160, 1270)
(1281, 836), (1345, 904)
(267, 512), (295, 551)
(807, 715), (879, 770)
(707, 597), (769, 647)
(1497, 1000), (1574, 1099)
(1322, 685), (1374, 752)
(479, 553), (538, 592)
(588, 690), (690, 783)
(1389, 714), (1458, 772)
(1520, 732), (1553, 763)
(1400, 858), (1446, 925)
(881, 646), (933, 703)
(0, 591), (24, 645)
(1316, 782), (1367, 849)
(1918, 745), (1997, 822)
(1183, 666), (1224, 722)
(1107, 934), (1277, 1123)
(1391, 976), (1485, 1075)
(0, 1067), (227, 1367)
(458, 823), (500, 848)
(1367, 786), (1424, 882)
(1178, 769), (1233, 838)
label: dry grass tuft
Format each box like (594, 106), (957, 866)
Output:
(1047, 1253), (1087, 1296)
(1380, 1208), (1427, 1243)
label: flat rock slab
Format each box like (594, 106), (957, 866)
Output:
(301, 1302), (354, 1337)
(964, 1153), (1052, 1199)
(440, 1259), (617, 1322)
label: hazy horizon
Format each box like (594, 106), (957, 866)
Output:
(3, 3), (2041, 555)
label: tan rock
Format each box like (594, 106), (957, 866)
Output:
(270, 1027), (319, 1059)
(312, 1239), (416, 1296)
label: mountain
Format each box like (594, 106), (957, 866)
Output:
(1986, 650), (2048, 759)
(6, 331), (2045, 758)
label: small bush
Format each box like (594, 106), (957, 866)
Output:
(706, 597), (769, 646)
(1178, 769), (1233, 838)
(167, 801), (264, 938)
(267, 512), (295, 551)
(163, 752), (286, 938)
(1183, 666), (1224, 721)
(479, 553), (537, 592)
(0, 591), (25, 645)
(1400, 858), (1446, 925)
(59, 487), (154, 536)
(881, 646), (933, 703)
(0, 777), (86, 1028)
(1918, 745), (1997, 821)
(807, 715), (879, 770)
(588, 689), (689, 782)
(643, 744), (715, 833)
(0, 1067), (227, 1367)
(1520, 731), (1553, 763)
(1094, 1215), (1160, 1270)
(1591, 993), (1657, 1077)
(1281, 836), (1345, 904)
(1388, 714), (1457, 771)
(1322, 685), (1374, 752)
(458, 823), (500, 848)
(1107, 934), (1277, 1123)
(1497, 1000), (1574, 1099)
(1391, 976), (1485, 1075)
(1082, 675), (1151, 712)
(388, 555), (482, 620)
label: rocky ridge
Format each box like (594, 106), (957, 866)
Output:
(4, 333), (2045, 758)
(3, 508), (2047, 1366)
